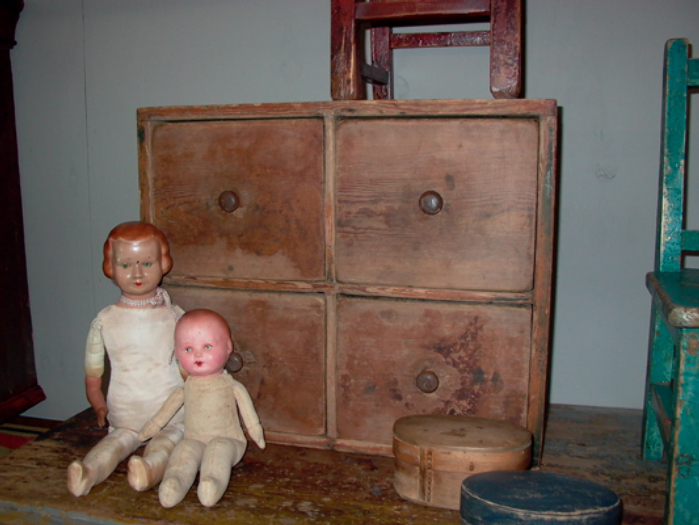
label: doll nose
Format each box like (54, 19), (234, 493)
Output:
(133, 262), (144, 278)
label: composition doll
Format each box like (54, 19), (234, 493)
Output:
(67, 221), (185, 496)
(138, 309), (266, 508)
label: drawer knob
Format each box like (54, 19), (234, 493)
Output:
(218, 190), (241, 213)
(419, 191), (443, 215)
(416, 370), (440, 393)
(226, 352), (244, 373)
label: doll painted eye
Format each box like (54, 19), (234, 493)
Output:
(184, 347), (192, 353)
(121, 263), (129, 269)
(143, 262), (153, 268)
(205, 345), (212, 350)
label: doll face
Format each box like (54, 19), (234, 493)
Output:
(175, 316), (233, 377)
(111, 237), (163, 300)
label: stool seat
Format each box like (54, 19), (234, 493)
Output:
(460, 471), (621, 525)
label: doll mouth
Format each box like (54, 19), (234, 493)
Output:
(195, 361), (203, 366)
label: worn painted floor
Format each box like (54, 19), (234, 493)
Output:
(0, 404), (666, 524)
(542, 405), (666, 524)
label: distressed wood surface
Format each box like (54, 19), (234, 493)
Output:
(0, 409), (458, 525)
(642, 39), (699, 525)
(335, 298), (532, 449)
(137, 99), (556, 121)
(146, 118), (325, 282)
(543, 405), (666, 525)
(330, 0), (363, 100)
(0, 404), (666, 524)
(139, 99), (557, 463)
(489, 0), (522, 99)
(335, 117), (538, 291)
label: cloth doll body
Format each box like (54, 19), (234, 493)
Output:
(139, 309), (265, 508)
(67, 222), (186, 497)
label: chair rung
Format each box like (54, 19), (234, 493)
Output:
(681, 230), (699, 252)
(356, 1), (491, 24)
(650, 382), (674, 447)
(689, 58), (699, 87)
(391, 30), (490, 48)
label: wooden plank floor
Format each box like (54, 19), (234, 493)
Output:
(0, 404), (666, 524)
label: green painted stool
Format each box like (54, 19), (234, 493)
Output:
(642, 38), (699, 525)
(460, 471), (621, 525)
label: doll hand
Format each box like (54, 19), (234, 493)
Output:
(138, 419), (161, 442)
(95, 407), (109, 428)
(249, 423), (266, 449)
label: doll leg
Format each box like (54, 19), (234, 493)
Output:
(67, 427), (139, 497)
(158, 438), (205, 508)
(197, 437), (246, 507)
(127, 424), (183, 491)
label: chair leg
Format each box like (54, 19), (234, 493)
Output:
(489, 0), (522, 99)
(642, 306), (674, 461)
(371, 27), (392, 100)
(331, 0), (364, 100)
(666, 331), (699, 525)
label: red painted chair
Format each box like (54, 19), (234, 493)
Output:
(330, 0), (522, 100)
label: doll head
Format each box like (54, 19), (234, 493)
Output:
(174, 309), (233, 378)
(103, 222), (172, 299)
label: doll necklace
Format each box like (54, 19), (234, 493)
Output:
(119, 287), (172, 308)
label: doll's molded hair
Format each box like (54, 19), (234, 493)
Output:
(177, 309), (232, 339)
(103, 221), (173, 279)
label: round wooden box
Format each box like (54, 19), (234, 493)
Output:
(392, 415), (532, 510)
(460, 471), (622, 524)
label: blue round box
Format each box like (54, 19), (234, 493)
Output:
(460, 470), (622, 525)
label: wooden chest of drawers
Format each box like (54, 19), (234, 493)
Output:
(138, 99), (558, 462)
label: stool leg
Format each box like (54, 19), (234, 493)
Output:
(667, 331), (699, 525)
(490, 0), (522, 98)
(643, 305), (673, 460)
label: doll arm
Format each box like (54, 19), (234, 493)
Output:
(85, 376), (108, 427)
(232, 380), (266, 449)
(84, 317), (108, 426)
(138, 387), (185, 442)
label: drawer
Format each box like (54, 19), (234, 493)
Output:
(145, 118), (325, 281)
(165, 286), (326, 437)
(335, 118), (539, 292)
(335, 296), (531, 446)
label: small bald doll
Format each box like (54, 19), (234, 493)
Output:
(67, 222), (185, 497)
(139, 309), (266, 508)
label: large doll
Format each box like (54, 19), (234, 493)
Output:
(138, 308), (266, 508)
(67, 221), (185, 497)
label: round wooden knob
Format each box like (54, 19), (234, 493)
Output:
(218, 190), (240, 213)
(419, 191), (443, 215)
(416, 370), (439, 393)
(226, 352), (244, 373)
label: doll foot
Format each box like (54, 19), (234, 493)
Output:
(67, 460), (94, 497)
(159, 476), (187, 508)
(127, 455), (156, 492)
(197, 476), (226, 507)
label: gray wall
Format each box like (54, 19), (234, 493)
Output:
(11, 0), (699, 421)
